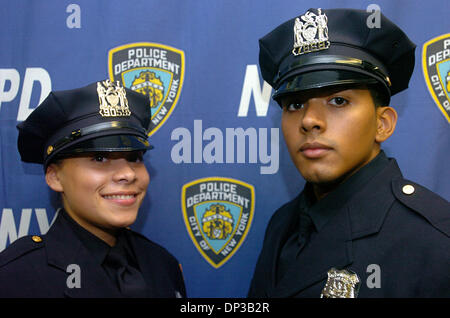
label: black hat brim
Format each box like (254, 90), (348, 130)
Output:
(273, 69), (382, 103)
(46, 134), (153, 166)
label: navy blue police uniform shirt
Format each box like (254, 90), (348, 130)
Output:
(249, 7), (450, 298)
(0, 80), (185, 298)
(0, 209), (186, 298)
(248, 151), (450, 297)
(59, 209), (143, 293)
(276, 151), (392, 283)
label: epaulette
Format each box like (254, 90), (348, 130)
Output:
(0, 235), (45, 267)
(392, 178), (450, 237)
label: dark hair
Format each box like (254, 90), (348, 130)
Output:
(368, 84), (390, 107)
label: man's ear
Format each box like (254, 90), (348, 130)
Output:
(45, 164), (63, 192)
(375, 106), (398, 143)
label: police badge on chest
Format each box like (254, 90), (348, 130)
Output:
(320, 268), (361, 298)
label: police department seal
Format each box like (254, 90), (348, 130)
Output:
(181, 177), (255, 268)
(108, 42), (185, 134)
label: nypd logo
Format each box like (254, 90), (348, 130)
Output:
(182, 177), (254, 268)
(108, 42), (185, 134)
(422, 33), (450, 123)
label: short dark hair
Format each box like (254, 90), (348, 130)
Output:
(368, 84), (390, 107)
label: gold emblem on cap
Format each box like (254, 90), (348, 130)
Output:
(31, 235), (42, 243)
(320, 268), (360, 298)
(47, 145), (54, 155)
(293, 8), (330, 56)
(97, 79), (131, 117)
(402, 184), (415, 195)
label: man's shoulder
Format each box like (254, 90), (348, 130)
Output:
(275, 194), (302, 214)
(391, 177), (450, 237)
(266, 194), (302, 228)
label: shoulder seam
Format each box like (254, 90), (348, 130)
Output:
(392, 178), (450, 237)
(0, 236), (45, 268)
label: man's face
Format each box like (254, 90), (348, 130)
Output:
(280, 85), (381, 190)
(46, 151), (149, 242)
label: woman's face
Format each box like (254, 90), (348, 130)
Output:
(46, 151), (149, 244)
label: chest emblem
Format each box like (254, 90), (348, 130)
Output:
(320, 267), (360, 298)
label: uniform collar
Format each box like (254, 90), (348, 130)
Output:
(61, 209), (111, 264)
(109, 228), (141, 269)
(43, 210), (123, 297)
(270, 153), (402, 297)
(60, 210), (140, 268)
(303, 150), (390, 232)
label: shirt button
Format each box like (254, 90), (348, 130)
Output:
(402, 184), (415, 195)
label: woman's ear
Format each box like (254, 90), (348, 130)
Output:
(375, 106), (398, 143)
(45, 164), (63, 192)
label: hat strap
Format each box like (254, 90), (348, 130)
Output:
(276, 54), (391, 89)
(47, 121), (148, 157)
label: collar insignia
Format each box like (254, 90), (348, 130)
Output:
(320, 267), (360, 298)
(293, 8), (330, 56)
(97, 79), (131, 117)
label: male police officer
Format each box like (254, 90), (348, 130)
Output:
(248, 8), (450, 298)
(0, 79), (186, 297)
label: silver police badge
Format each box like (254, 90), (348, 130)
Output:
(293, 8), (330, 56)
(97, 79), (131, 117)
(320, 268), (360, 298)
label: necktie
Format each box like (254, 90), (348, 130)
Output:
(103, 239), (147, 297)
(296, 210), (313, 256)
(276, 209), (314, 282)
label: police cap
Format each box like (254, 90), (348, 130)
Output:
(259, 8), (416, 105)
(17, 79), (152, 169)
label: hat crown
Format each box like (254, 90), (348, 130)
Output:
(17, 80), (152, 166)
(259, 8), (416, 100)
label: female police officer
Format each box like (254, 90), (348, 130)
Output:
(248, 8), (450, 298)
(0, 79), (185, 297)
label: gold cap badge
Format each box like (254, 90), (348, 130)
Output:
(97, 79), (131, 117)
(321, 267), (360, 298)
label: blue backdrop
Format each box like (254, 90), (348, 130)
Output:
(0, 0), (449, 297)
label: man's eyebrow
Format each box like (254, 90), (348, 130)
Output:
(282, 86), (365, 105)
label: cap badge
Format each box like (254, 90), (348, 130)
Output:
(320, 267), (360, 298)
(97, 79), (131, 117)
(293, 8), (330, 56)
